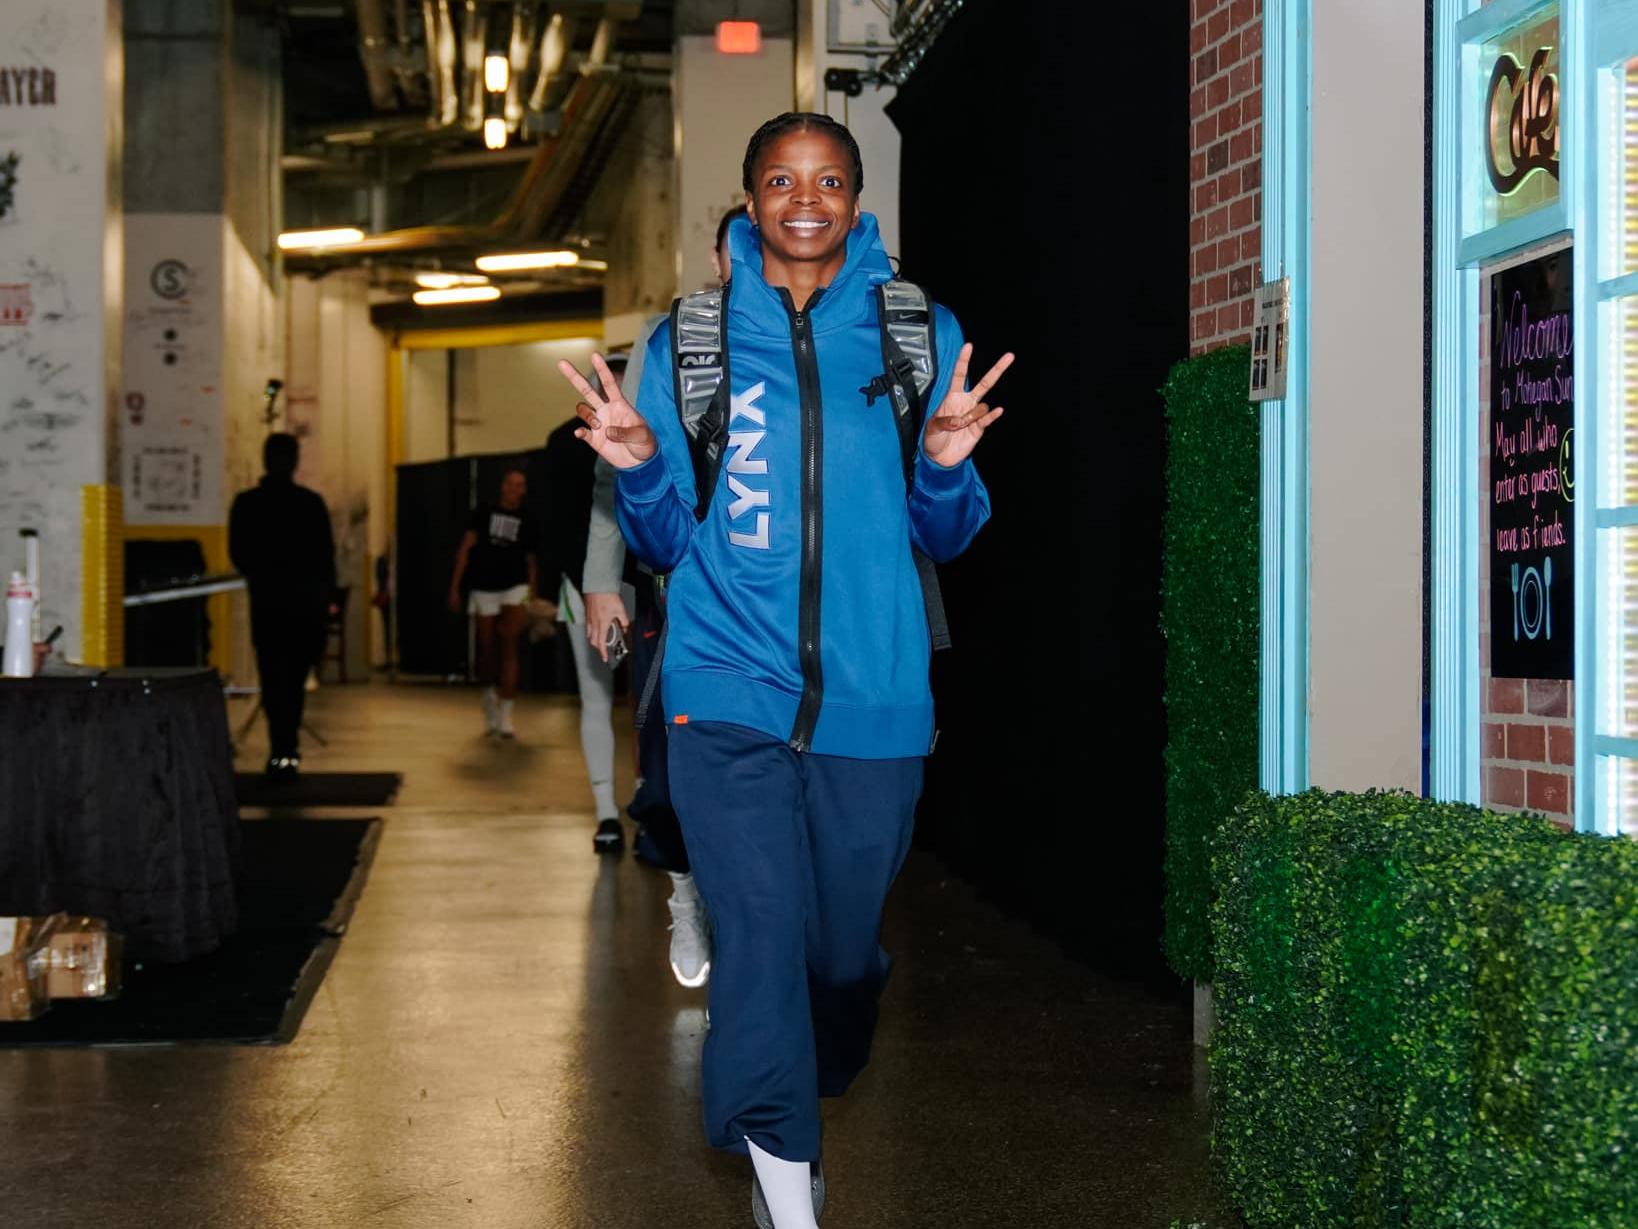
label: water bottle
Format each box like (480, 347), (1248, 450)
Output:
(4, 572), (35, 678)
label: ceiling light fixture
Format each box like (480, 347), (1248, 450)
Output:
(483, 116), (508, 150)
(415, 272), (490, 289)
(475, 249), (580, 272)
(484, 53), (510, 93)
(277, 226), (365, 251)
(413, 285), (502, 306)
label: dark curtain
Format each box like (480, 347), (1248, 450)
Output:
(888, 1), (1188, 980)
(394, 450), (576, 690)
(395, 456), (472, 677)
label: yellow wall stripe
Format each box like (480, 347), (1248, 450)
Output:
(80, 485), (124, 668)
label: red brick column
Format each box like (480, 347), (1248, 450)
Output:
(1190, 0), (1263, 355)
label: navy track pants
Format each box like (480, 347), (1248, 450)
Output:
(667, 719), (923, 1162)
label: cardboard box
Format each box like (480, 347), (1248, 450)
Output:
(37, 915), (122, 1000)
(0, 917), (47, 1021)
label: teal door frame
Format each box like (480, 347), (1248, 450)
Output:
(1259, 0), (1311, 795)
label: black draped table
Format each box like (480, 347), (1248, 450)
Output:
(0, 668), (239, 962)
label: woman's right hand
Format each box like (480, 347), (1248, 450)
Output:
(556, 354), (657, 470)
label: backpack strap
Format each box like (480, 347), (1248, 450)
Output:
(874, 281), (953, 652)
(670, 286), (730, 522)
(875, 280), (937, 484)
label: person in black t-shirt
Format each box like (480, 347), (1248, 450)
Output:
(229, 433), (337, 776)
(447, 468), (545, 737)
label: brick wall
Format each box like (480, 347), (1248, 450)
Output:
(1189, 0), (1263, 354)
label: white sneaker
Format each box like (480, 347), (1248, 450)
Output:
(666, 873), (711, 988)
(482, 687), (499, 735)
(496, 697), (516, 739)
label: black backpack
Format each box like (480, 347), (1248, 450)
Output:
(667, 279), (952, 651)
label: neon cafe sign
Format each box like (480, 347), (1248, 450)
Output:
(1486, 44), (1559, 195)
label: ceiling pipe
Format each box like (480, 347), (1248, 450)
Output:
(429, 0), (455, 126)
(527, 11), (574, 113)
(391, 0), (422, 104)
(462, 0), (487, 132)
(420, 0), (442, 120)
(355, 0), (399, 110)
(585, 16), (614, 72)
(505, 2), (531, 130)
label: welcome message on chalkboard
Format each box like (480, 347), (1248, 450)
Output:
(1490, 249), (1573, 680)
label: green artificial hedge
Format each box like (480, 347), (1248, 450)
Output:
(1162, 347), (1260, 981)
(1212, 790), (1638, 1228)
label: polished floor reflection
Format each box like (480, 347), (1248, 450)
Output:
(0, 682), (1229, 1228)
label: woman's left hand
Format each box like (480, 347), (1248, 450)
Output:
(921, 344), (1015, 469)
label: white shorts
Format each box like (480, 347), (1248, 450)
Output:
(468, 584), (529, 617)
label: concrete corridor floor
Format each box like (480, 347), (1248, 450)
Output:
(0, 681), (1232, 1228)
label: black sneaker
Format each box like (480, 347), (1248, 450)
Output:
(265, 755), (301, 779)
(593, 818), (625, 854)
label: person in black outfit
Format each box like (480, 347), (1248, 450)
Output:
(447, 469), (542, 738)
(228, 433), (336, 777)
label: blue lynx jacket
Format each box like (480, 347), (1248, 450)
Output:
(616, 212), (991, 759)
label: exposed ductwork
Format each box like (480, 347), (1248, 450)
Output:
(283, 72), (633, 267)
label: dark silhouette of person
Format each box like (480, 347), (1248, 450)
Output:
(229, 433), (336, 776)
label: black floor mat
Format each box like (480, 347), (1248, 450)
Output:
(0, 818), (380, 1047)
(235, 772), (401, 808)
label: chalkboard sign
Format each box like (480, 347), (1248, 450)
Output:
(1490, 249), (1573, 680)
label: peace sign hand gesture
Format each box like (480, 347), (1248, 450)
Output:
(921, 344), (1015, 469)
(556, 353), (658, 470)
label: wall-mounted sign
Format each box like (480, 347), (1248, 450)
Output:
(1475, 6), (1561, 230)
(1489, 248), (1573, 680)
(1249, 278), (1290, 403)
(0, 282), (30, 325)
(1486, 47), (1558, 194)
(123, 214), (224, 525)
(0, 66), (57, 108)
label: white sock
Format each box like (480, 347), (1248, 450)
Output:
(747, 1139), (818, 1229)
(667, 870), (698, 902)
(497, 698), (514, 730)
(592, 781), (618, 819)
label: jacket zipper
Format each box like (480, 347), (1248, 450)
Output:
(782, 286), (826, 752)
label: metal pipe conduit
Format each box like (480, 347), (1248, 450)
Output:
(356, 0), (399, 110)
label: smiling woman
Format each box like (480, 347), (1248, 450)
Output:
(555, 109), (1015, 1229)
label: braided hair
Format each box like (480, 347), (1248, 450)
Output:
(741, 112), (864, 196)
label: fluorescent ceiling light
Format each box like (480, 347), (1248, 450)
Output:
(414, 272), (489, 289)
(484, 53), (510, 93)
(577, 259), (609, 271)
(413, 285), (502, 306)
(277, 226), (365, 251)
(483, 116), (508, 150)
(476, 249), (580, 272)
